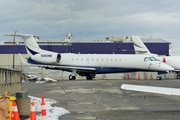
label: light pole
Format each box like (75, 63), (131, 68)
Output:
(47, 40), (49, 50)
(12, 31), (17, 69)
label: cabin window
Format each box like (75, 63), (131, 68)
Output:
(110, 59), (113, 62)
(106, 59), (108, 62)
(115, 59), (117, 62)
(101, 59), (103, 62)
(91, 58), (93, 61)
(81, 58), (83, 61)
(76, 58), (78, 61)
(72, 58), (74, 61)
(119, 59), (121, 62)
(96, 58), (98, 61)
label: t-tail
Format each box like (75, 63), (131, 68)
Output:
(4, 34), (54, 57)
(131, 36), (151, 54)
(131, 36), (158, 56)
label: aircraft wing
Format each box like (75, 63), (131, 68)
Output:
(121, 84), (180, 96)
(37, 64), (96, 73)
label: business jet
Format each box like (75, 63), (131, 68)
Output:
(131, 35), (180, 80)
(5, 34), (174, 80)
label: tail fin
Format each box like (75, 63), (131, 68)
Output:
(131, 36), (151, 54)
(4, 34), (51, 57)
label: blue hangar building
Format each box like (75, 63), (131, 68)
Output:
(2, 35), (170, 56)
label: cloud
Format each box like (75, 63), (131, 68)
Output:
(1, 0), (180, 53)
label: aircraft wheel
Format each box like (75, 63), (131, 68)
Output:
(69, 75), (72, 80)
(72, 76), (76, 80)
(156, 76), (162, 80)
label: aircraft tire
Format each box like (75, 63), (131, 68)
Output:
(69, 75), (73, 80)
(72, 76), (76, 80)
(156, 76), (162, 80)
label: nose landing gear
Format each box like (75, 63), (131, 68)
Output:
(69, 75), (76, 80)
(156, 76), (162, 80)
(176, 75), (180, 79)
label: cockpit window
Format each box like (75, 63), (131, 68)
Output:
(144, 57), (158, 62)
(149, 57), (158, 61)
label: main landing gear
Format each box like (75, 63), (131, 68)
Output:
(69, 69), (77, 80)
(68, 74), (95, 80)
(156, 76), (162, 80)
(86, 75), (94, 80)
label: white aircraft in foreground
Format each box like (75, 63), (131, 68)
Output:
(131, 36), (180, 80)
(121, 84), (180, 96)
(5, 34), (174, 80)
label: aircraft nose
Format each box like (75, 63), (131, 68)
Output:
(160, 62), (174, 71)
(149, 62), (174, 71)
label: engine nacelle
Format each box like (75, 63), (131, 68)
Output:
(31, 53), (61, 64)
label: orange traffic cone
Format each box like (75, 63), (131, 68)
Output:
(41, 95), (46, 120)
(11, 101), (20, 120)
(30, 102), (36, 120)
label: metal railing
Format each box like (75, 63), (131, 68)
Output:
(0, 68), (21, 95)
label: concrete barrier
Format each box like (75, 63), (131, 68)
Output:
(0, 68), (21, 95)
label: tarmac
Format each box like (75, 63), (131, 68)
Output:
(22, 79), (180, 120)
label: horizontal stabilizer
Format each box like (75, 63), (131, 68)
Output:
(4, 34), (33, 37)
(121, 84), (180, 96)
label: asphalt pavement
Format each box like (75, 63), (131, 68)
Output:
(22, 79), (180, 120)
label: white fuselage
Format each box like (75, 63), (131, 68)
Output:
(159, 56), (180, 71)
(28, 52), (173, 74)
(59, 54), (153, 69)
(131, 35), (180, 72)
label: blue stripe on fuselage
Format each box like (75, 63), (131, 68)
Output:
(26, 46), (39, 55)
(28, 57), (41, 64)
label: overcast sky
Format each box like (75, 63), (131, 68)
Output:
(1, 0), (180, 54)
